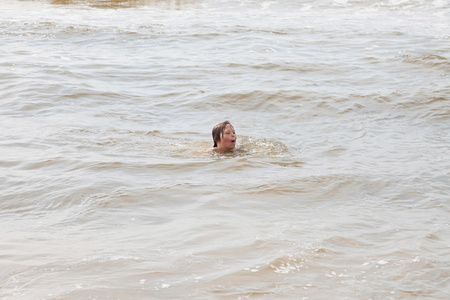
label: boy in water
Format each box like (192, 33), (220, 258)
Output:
(211, 121), (237, 152)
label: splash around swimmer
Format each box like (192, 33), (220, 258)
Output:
(211, 120), (236, 152)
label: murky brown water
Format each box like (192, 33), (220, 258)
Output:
(1, 0), (449, 299)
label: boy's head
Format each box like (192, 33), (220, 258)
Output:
(212, 120), (236, 150)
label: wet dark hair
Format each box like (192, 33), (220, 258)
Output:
(212, 120), (233, 147)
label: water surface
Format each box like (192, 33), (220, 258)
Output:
(1, 0), (449, 299)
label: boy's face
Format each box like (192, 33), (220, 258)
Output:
(217, 124), (236, 150)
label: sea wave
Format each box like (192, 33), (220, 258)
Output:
(19, 0), (448, 12)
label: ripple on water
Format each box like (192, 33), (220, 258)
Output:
(1, 1), (449, 299)
(398, 54), (450, 72)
